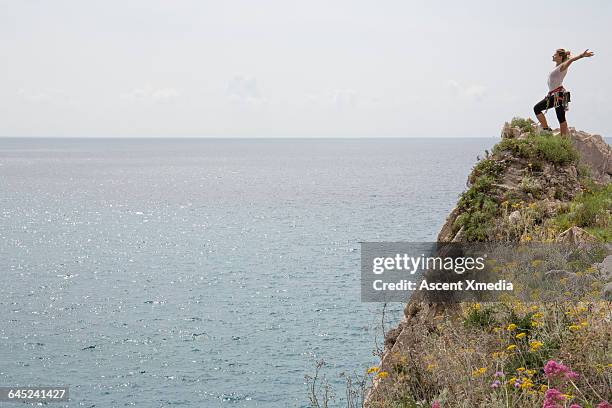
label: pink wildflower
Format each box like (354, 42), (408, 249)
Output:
(543, 388), (565, 408)
(570, 405), (582, 408)
(432, 402), (441, 408)
(544, 360), (579, 381)
(597, 402), (612, 408)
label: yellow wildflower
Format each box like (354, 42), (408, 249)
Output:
(507, 323), (517, 331)
(568, 324), (581, 331)
(507, 344), (517, 351)
(377, 371), (389, 379)
(367, 366), (380, 374)
(516, 367), (526, 372)
(529, 341), (544, 351)
(472, 367), (487, 376)
(516, 332), (527, 339)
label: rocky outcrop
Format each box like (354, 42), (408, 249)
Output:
(366, 121), (611, 406)
(436, 122), (610, 243)
(569, 129), (612, 184)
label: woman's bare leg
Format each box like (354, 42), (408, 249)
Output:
(536, 113), (549, 129)
(559, 121), (569, 135)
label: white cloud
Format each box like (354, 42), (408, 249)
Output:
(120, 86), (180, 103)
(226, 76), (265, 105)
(304, 89), (363, 110)
(447, 80), (487, 101)
(17, 88), (69, 104)
(333, 89), (358, 109)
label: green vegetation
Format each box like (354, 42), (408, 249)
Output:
(454, 174), (500, 241)
(470, 158), (506, 182)
(552, 184), (612, 241)
(519, 176), (542, 197)
(533, 133), (579, 165)
(510, 117), (534, 133)
(464, 304), (497, 329)
(493, 133), (578, 166)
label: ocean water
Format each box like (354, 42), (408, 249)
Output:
(0, 137), (494, 407)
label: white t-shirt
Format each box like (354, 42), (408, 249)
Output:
(548, 65), (567, 91)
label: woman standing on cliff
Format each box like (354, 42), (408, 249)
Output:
(533, 48), (594, 135)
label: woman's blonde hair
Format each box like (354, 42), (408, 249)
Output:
(556, 48), (571, 62)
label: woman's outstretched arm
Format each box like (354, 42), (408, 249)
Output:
(560, 49), (595, 71)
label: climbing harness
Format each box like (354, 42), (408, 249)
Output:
(545, 86), (571, 113)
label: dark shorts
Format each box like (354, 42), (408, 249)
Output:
(533, 94), (567, 124)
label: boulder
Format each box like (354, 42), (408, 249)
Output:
(603, 282), (612, 301)
(569, 130), (612, 184)
(596, 255), (612, 281)
(508, 210), (521, 223)
(556, 226), (599, 246)
(501, 122), (521, 139)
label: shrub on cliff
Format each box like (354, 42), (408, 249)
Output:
(533, 134), (579, 165)
(510, 117), (534, 133)
(454, 174), (500, 241)
(493, 133), (578, 166)
(553, 184), (612, 241)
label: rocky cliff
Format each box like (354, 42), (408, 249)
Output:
(366, 119), (612, 408)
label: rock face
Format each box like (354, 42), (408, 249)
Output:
(569, 129), (612, 184)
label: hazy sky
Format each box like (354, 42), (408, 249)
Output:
(1, 0), (610, 137)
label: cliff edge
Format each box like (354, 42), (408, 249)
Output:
(367, 119), (612, 408)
